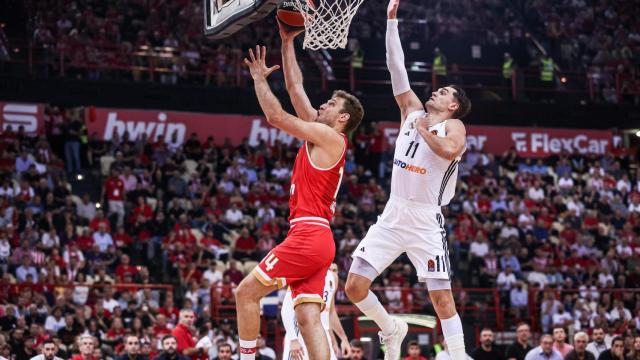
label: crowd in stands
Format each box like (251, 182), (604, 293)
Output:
(0, 100), (639, 360)
(0, 0), (633, 103)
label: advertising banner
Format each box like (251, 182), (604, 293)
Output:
(0, 102), (45, 135)
(85, 107), (614, 157)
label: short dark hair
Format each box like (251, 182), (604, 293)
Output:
(350, 339), (363, 349)
(42, 339), (57, 347)
(217, 342), (232, 351)
(611, 336), (624, 346)
(408, 340), (419, 348)
(161, 335), (176, 344)
(448, 85), (471, 119)
(333, 90), (364, 135)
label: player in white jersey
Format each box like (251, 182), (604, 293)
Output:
(282, 264), (351, 360)
(343, 1), (472, 360)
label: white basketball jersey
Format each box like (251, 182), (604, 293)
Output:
(391, 110), (464, 206)
(281, 269), (336, 334)
(320, 270), (337, 329)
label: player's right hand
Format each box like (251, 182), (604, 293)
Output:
(387, 0), (399, 19)
(278, 19), (304, 43)
(289, 339), (305, 360)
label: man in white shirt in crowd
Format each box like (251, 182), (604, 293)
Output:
(585, 327), (608, 359)
(76, 194), (97, 223)
(609, 300), (632, 322)
(499, 218), (520, 240)
(203, 261), (224, 286)
(527, 181), (545, 201)
(102, 286), (121, 313)
(510, 281), (528, 319)
(469, 235), (489, 259)
(224, 202), (244, 227)
(30, 339), (64, 360)
(497, 265), (517, 292)
(557, 174), (574, 193)
(524, 334), (562, 360)
(93, 223), (114, 252)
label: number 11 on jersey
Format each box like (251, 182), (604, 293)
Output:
(405, 141), (419, 158)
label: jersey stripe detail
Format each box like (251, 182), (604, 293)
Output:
(437, 160), (459, 205)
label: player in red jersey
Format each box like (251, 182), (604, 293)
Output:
(237, 39), (364, 360)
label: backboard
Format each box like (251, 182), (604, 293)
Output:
(204, 0), (282, 39)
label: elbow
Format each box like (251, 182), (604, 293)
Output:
(265, 111), (285, 126)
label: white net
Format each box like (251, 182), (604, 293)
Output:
(292, 0), (364, 50)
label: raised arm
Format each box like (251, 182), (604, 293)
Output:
(245, 46), (344, 166)
(279, 22), (318, 122)
(386, 0), (423, 124)
(416, 118), (466, 161)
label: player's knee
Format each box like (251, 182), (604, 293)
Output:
(295, 303), (321, 329)
(430, 290), (456, 317)
(345, 275), (369, 302)
(235, 277), (253, 302)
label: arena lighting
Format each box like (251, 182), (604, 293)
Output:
(95, 203), (101, 209)
(636, 130), (640, 137)
(77, 174), (83, 180)
(560, 76), (568, 83)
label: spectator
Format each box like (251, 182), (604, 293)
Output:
(509, 282), (528, 319)
(524, 334), (562, 360)
(15, 256), (39, 283)
(565, 332), (595, 360)
(104, 167), (125, 226)
(597, 337), (627, 360)
(76, 194), (97, 224)
(628, 336), (640, 360)
(552, 327), (573, 357)
(30, 339), (64, 360)
(171, 309), (207, 359)
(586, 328), (608, 359)
(257, 335), (275, 360)
(404, 340), (427, 360)
(349, 340), (367, 360)
(71, 335), (95, 360)
(116, 335), (146, 360)
(213, 342), (233, 360)
(471, 328), (504, 360)
(152, 335), (189, 360)
(93, 223), (114, 252)
(506, 323), (533, 360)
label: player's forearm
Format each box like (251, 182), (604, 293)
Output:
(330, 309), (348, 342)
(417, 128), (459, 160)
(282, 40), (304, 91)
(281, 41), (316, 121)
(386, 19), (410, 96)
(254, 78), (286, 124)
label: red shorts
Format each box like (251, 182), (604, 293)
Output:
(253, 217), (335, 307)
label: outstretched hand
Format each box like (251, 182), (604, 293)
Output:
(387, 0), (399, 19)
(278, 19), (304, 43)
(244, 45), (280, 80)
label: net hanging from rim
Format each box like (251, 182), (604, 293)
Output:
(292, 0), (364, 50)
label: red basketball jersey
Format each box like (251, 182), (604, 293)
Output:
(288, 136), (347, 222)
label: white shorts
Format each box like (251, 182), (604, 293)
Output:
(352, 196), (451, 281)
(282, 329), (336, 360)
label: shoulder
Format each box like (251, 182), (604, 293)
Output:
(445, 119), (466, 132)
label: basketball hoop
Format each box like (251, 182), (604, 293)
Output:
(292, 0), (364, 50)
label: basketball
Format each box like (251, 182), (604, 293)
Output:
(276, 0), (314, 29)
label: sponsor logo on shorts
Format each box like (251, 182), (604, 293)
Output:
(393, 158), (427, 175)
(359, 246), (365, 252)
(427, 259), (435, 272)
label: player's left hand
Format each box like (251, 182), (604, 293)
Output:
(415, 115), (429, 131)
(244, 45), (280, 80)
(340, 338), (352, 358)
